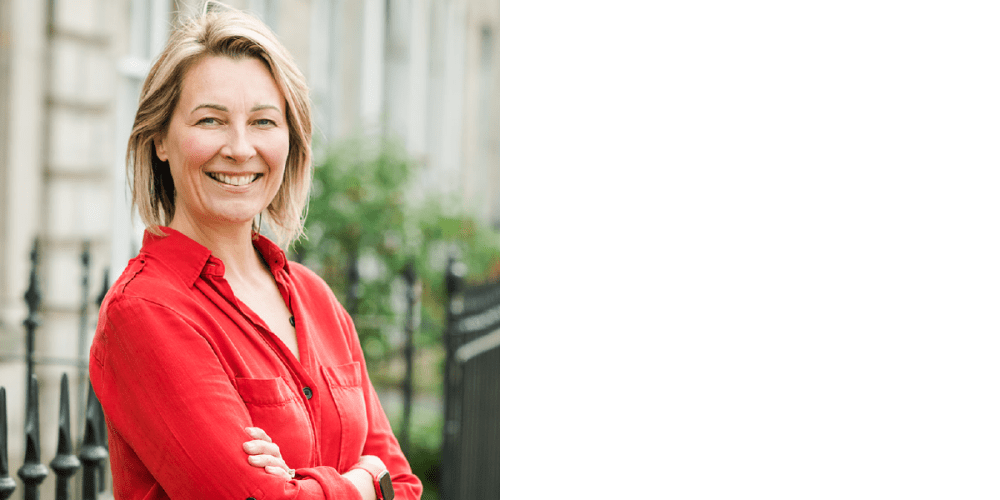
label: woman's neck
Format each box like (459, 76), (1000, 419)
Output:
(168, 213), (265, 282)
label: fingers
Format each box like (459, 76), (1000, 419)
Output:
(265, 466), (294, 478)
(247, 453), (289, 470)
(243, 428), (282, 461)
(245, 427), (273, 443)
(243, 439), (282, 458)
(243, 427), (293, 478)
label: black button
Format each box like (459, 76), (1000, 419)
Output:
(303, 387), (313, 399)
(247, 498), (257, 500)
(289, 315), (295, 326)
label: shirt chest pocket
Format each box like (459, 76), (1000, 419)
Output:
(321, 362), (368, 458)
(234, 377), (314, 468)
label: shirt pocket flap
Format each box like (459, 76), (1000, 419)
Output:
(323, 362), (362, 387)
(235, 377), (296, 406)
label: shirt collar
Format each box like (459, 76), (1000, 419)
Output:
(141, 227), (212, 288)
(252, 231), (290, 277)
(140, 226), (289, 287)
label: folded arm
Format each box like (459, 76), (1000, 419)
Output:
(91, 296), (365, 499)
(244, 427), (379, 500)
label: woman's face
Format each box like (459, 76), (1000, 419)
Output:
(154, 55), (289, 231)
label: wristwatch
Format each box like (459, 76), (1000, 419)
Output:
(350, 462), (394, 500)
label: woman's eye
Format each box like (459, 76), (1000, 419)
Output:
(197, 117), (220, 125)
(254, 119), (277, 127)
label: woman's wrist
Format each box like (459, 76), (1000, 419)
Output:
(343, 468), (377, 500)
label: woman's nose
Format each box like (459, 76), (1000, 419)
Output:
(221, 127), (255, 163)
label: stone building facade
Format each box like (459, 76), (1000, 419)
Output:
(0, 0), (498, 493)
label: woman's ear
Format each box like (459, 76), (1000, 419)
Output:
(153, 134), (168, 162)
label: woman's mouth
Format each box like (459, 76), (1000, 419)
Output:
(206, 172), (263, 187)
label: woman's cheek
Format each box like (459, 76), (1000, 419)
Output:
(265, 133), (290, 161)
(261, 139), (289, 176)
(180, 132), (222, 166)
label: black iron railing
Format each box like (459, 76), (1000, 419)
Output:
(0, 373), (107, 500)
(440, 257), (500, 500)
(1, 238), (110, 499)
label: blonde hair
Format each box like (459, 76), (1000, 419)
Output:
(127, 1), (311, 247)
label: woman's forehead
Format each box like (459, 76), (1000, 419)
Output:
(177, 55), (285, 112)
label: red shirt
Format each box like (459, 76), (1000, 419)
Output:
(90, 227), (422, 499)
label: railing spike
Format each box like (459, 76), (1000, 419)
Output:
(400, 259), (419, 455)
(0, 387), (15, 500)
(95, 267), (110, 309)
(78, 242), (92, 359)
(24, 239), (40, 312)
(49, 374), (80, 500)
(79, 383), (107, 500)
(17, 375), (48, 500)
(23, 238), (41, 401)
(96, 390), (107, 492)
(346, 253), (360, 315)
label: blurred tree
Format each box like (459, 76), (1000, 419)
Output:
(296, 136), (499, 374)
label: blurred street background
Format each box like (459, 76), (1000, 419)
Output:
(0, 0), (499, 498)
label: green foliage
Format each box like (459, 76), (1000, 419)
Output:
(295, 137), (412, 370)
(295, 136), (499, 372)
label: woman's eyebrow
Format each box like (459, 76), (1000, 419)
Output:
(192, 103), (227, 113)
(251, 104), (280, 112)
(190, 103), (280, 113)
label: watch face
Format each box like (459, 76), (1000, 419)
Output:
(378, 471), (395, 500)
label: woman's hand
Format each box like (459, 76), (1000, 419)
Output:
(242, 427), (387, 499)
(243, 427), (295, 479)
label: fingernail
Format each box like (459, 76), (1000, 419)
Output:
(243, 442), (254, 452)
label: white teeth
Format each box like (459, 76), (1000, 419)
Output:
(208, 172), (260, 186)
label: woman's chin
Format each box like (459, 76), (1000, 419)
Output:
(199, 204), (269, 225)
(184, 211), (262, 230)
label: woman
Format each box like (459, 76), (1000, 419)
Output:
(89, 3), (421, 499)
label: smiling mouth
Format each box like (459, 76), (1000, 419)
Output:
(206, 172), (263, 187)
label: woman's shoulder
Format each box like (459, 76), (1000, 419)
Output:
(285, 262), (351, 315)
(286, 259), (321, 279)
(287, 261), (335, 295)
(100, 252), (205, 318)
